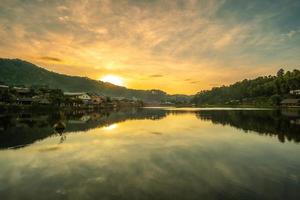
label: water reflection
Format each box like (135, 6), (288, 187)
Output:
(102, 124), (118, 131)
(195, 109), (300, 143)
(0, 108), (299, 149)
(0, 108), (299, 200)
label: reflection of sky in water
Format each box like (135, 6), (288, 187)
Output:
(102, 124), (118, 131)
(0, 113), (299, 200)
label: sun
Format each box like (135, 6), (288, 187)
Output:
(100, 75), (125, 86)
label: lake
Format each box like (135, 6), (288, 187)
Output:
(0, 108), (299, 200)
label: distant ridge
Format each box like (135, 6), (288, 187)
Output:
(192, 68), (300, 106)
(0, 58), (191, 102)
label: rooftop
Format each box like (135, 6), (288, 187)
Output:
(0, 85), (9, 89)
(280, 99), (300, 104)
(64, 92), (87, 96)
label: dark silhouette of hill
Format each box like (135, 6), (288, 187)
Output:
(0, 58), (187, 102)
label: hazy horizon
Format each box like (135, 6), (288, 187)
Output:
(0, 0), (300, 94)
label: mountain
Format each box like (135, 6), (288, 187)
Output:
(192, 69), (300, 106)
(0, 58), (191, 102)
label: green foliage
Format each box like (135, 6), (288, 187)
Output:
(270, 94), (282, 106)
(192, 69), (300, 106)
(0, 90), (15, 103)
(48, 89), (64, 106)
(277, 68), (284, 77)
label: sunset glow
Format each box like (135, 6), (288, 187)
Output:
(0, 0), (299, 94)
(0, 1), (300, 198)
(100, 75), (124, 86)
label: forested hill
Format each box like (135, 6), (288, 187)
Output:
(192, 69), (300, 106)
(0, 58), (190, 103)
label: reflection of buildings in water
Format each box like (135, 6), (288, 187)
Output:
(14, 113), (50, 128)
(290, 119), (300, 125)
(68, 115), (91, 124)
(89, 113), (103, 121)
(280, 109), (300, 129)
(281, 109), (300, 117)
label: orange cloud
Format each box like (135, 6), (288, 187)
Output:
(0, 0), (299, 94)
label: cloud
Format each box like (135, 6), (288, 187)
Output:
(285, 29), (300, 38)
(39, 56), (62, 62)
(190, 81), (201, 84)
(0, 0), (299, 94)
(149, 74), (163, 78)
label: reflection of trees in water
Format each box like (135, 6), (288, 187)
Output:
(195, 110), (300, 143)
(1, 109), (299, 149)
(0, 108), (168, 149)
(0, 112), (57, 148)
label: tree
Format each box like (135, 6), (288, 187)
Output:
(277, 68), (284, 77)
(192, 69), (300, 106)
(0, 90), (15, 103)
(270, 94), (281, 106)
(49, 89), (64, 106)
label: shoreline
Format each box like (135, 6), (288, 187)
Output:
(0, 103), (143, 112)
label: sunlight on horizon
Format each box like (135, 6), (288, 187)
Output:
(102, 124), (118, 131)
(100, 75), (125, 87)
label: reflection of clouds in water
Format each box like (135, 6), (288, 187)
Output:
(0, 112), (299, 199)
(3, 108), (298, 150)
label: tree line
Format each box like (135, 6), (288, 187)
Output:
(191, 69), (300, 106)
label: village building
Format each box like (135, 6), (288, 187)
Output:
(89, 95), (105, 105)
(280, 99), (300, 107)
(290, 90), (300, 96)
(0, 84), (143, 109)
(13, 87), (31, 96)
(63, 92), (92, 107)
(16, 97), (37, 105)
(64, 92), (91, 101)
(0, 85), (9, 92)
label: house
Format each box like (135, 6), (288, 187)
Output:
(32, 96), (51, 105)
(290, 90), (300, 96)
(64, 92), (91, 100)
(280, 99), (300, 107)
(161, 101), (175, 106)
(68, 115), (91, 124)
(17, 97), (37, 105)
(64, 92), (92, 106)
(89, 95), (105, 105)
(0, 85), (9, 92)
(13, 87), (30, 93)
(290, 119), (300, 125)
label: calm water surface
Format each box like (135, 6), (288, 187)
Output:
(0, 108), (299, 200)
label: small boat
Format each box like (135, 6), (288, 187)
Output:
(53, 121), (66, 134)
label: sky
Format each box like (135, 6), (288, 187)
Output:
(0, 0), (300, 94)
